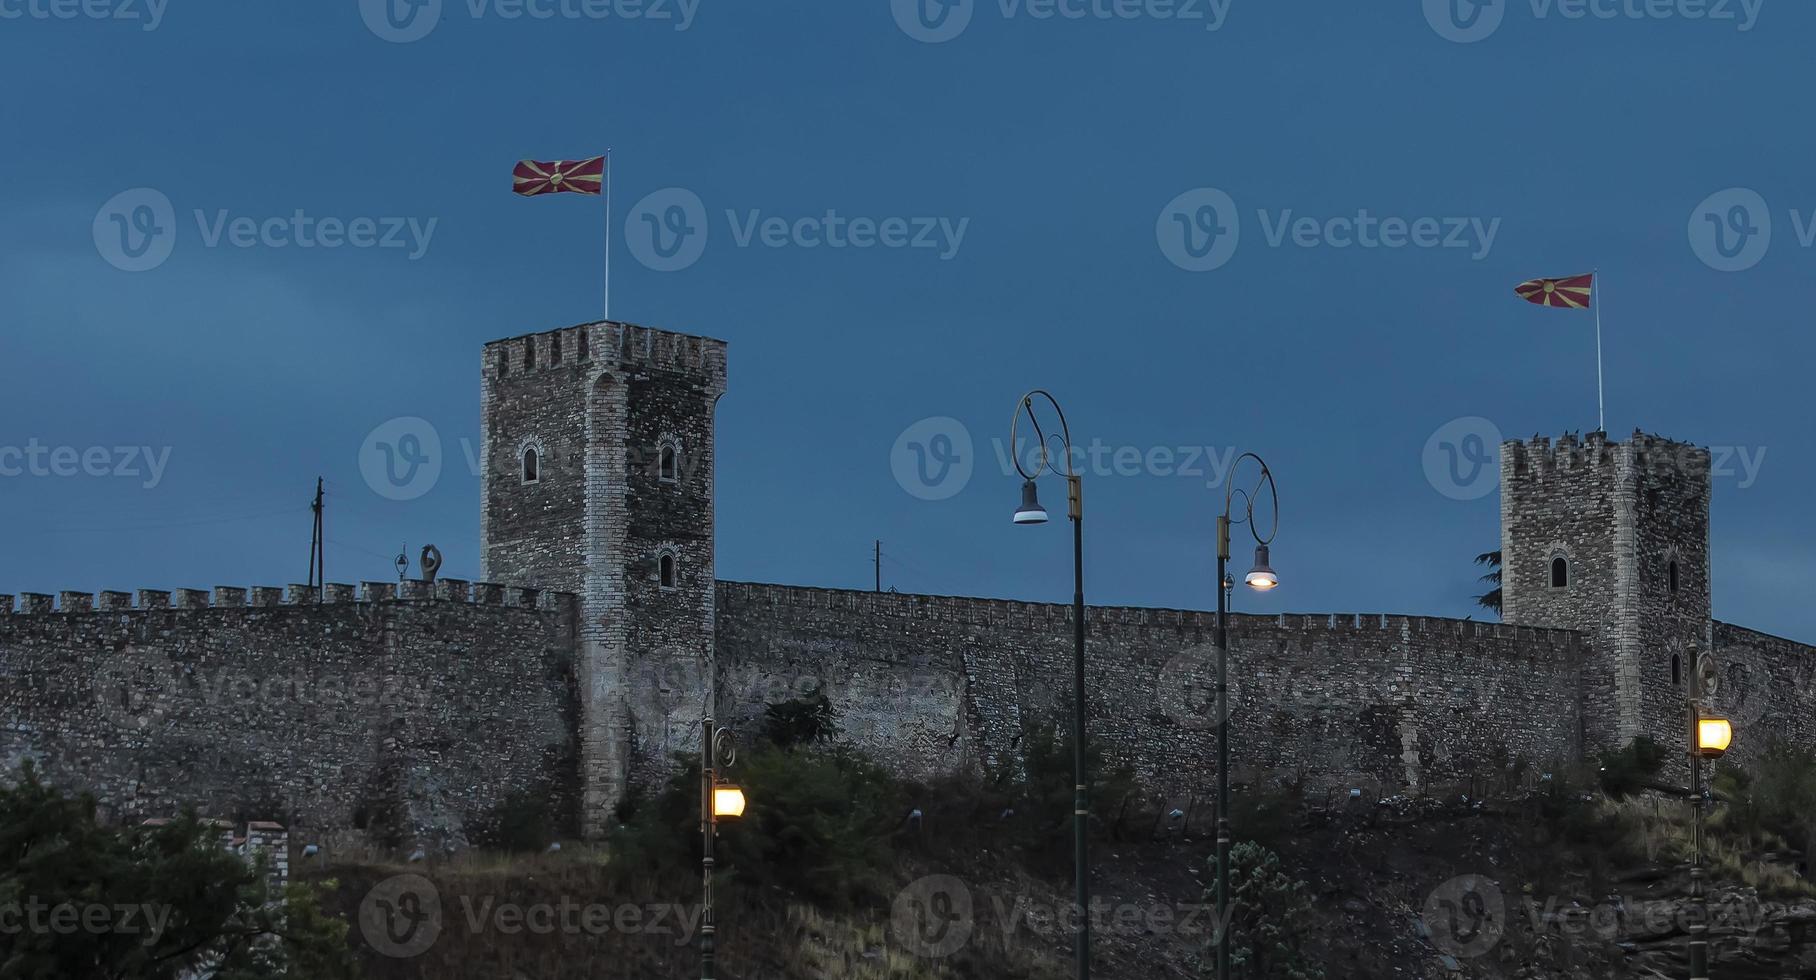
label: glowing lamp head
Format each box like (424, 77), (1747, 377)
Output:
(1244, 544), (1279, 592)
(713, 785), (747, 819)
(1697, 717), (1733, 759)
(1013, 479), (1049, 525)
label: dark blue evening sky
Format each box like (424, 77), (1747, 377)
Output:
(2, 0), (1811, 640)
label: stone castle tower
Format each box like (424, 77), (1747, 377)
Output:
(1500, 431), (1713, 750)
(480, 320), (727, 835)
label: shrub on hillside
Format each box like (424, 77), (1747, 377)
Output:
(1204, 841), (1325, 980)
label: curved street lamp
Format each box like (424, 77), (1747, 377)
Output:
(1685, 647), (1732, 980)
(701, 720), (740, 979)
(1215, 452), (1279, 980)
(1008, 390), (1090, 980)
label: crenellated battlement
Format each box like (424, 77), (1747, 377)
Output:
(715, 581), (1586, 650)
(0, 582), (578, 615)
(1502, 429), (1617, 476)
(1503, 428), (1710, 480)
(483, 319), (728, 389)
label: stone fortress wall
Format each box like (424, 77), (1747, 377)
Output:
(4, 319), (1814, 851)
(0, 583), (580, 851)
(713, 582), (1595, 803)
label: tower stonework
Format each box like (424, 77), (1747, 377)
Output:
(1500, 431), (1712, 750)
(481, 321), (727, 836)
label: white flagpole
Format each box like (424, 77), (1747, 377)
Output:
(603, 149), (613, 321)
(1594, 268), (1605, 433)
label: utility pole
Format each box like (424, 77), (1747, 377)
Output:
(874, 540), (882, 593)
(307, 478), (324, 599)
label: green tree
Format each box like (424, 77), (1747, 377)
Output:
(0, 763), (356, 980)
(1204, 842), (1325, 980)
(1474, 550), (1503, 616)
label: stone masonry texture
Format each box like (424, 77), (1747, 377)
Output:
(0, 586), (578, 852)
(1, 319), (1811, 850)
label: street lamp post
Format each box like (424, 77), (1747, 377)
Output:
(1009, 390), (1089, 980)
(1214, 453), (1279, 980)
(700, 718), (743, 980)
(1687, 647), (1732, 980)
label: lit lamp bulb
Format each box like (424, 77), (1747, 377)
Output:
(713, 785), (747, 819)
(1697, 718), (1732, 759)
(1244, 544), (1279, 592)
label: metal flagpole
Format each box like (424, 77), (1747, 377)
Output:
(604, 149), (613, 321)
(1594, 269), (1605, 433)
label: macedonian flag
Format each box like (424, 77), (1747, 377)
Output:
(1514, 273), (1594, 310)
(512, 156), (606, 197)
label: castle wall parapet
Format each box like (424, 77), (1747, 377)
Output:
(482, 320), (729, 391)
(0, 582), (577, 614)
(714, 581), (1584, 652)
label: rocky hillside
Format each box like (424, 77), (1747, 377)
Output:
(319, 789), (1816, 979)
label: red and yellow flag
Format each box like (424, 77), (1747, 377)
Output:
(512, 156), (606, 197)
(1514, 273), (1594, 310)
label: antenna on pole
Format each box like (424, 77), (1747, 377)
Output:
(875, 540), (882, 593)
(308, 478), (325, 599)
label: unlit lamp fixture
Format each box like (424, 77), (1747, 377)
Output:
(1013, 479), (1049, 525)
